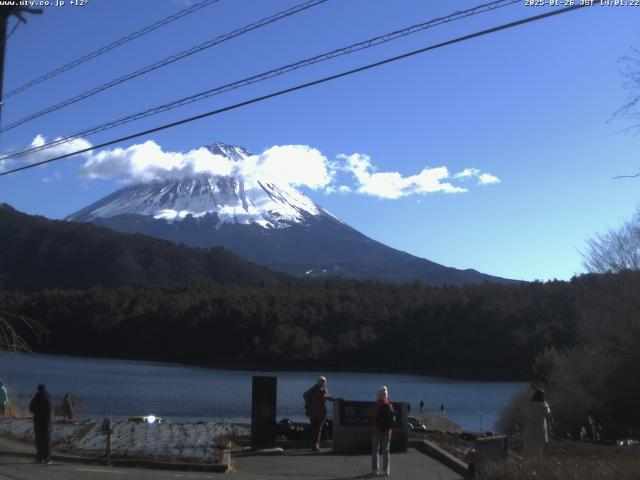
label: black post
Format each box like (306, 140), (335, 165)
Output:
(0, 8), (10, 127)
(251, 376), (277, 450)
(0, 6), (43, 127)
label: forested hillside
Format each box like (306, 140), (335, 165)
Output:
(0, 204), (283, 290)
(1, 277), (578, 377)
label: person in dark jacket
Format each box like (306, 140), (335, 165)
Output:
(303, 376), (335, 452)
(370, 386), (394, 477)
(28, 384), (53, 464)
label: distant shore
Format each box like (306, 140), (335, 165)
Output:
(29, 349), (527, 382)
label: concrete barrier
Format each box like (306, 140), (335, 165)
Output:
(411, 439), (469, 477)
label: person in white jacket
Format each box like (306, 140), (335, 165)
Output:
(522, 388), (551, 457)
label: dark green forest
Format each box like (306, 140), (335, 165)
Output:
(3, 272), (637, 437)
(0, 204), (283, 290)
(0, 274), (611, 377)
(1, 204), (639, 437)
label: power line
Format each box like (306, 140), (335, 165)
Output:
(0, 3), (592, 178)
(0, 0), (328, 134)
(3, 0), (520, 162)
(2, 0), (222, 101)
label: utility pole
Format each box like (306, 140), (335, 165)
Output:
(0, 6), (42, 126)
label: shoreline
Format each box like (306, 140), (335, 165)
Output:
(24, 350), (527, 382)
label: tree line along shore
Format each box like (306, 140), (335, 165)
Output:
(1, 269), (639, 440)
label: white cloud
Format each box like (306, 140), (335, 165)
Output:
(79, 140), (233, 182)
(0, 135), (92, 174)
(478, 173), (500, 185)
(238, 145), (332, 189)
(26, 134), (93, 165)
(7, 135), (499, 200)
(338, 153), (467, 199)
(77, 140), (333, 190)
(454, 167), (501, 186)
(454, 168), (480, 178)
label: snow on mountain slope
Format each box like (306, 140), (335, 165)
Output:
(66, 142), (515, 285)
(67, 143), (339, 229)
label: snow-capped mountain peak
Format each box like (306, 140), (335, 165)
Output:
(206, 142), (251, 161)
(66, 143), (339, 229)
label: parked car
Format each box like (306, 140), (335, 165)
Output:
(407, 416), (427, 432)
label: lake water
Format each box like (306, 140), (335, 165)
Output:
(0, 353), (525, 431)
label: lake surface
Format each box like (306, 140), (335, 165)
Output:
(0, 353), (525, 431)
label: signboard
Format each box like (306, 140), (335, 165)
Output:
(339, 400), (403, 428)
(251, 376), (277, 449)
(333, 399), (408, 453)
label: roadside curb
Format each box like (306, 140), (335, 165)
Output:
(0, 448), (231, 473)
(410, 439), (469, 476)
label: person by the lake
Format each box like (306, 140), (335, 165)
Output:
(28, 384), (53, 464)
(522, 388), (551, 458)
(370, 386), (394, 477)
(303, 376), (336, 452)
(0, 381), (8, 417)
(62, 393), (74, 423)
(440, 402), (446, 418)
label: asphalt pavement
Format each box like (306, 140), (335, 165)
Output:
(0, 447), (462, 480)
(0, 430), (463, 480)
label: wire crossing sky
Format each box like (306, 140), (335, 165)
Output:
(1, 0), (521, 163)
(0, 3), (591, 177)
(0, 0), (328, 134)
(0, 0), (637, 282)
(1, 0), (222, 101)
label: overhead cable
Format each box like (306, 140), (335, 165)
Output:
(0, 4), (594, 178)
(3, 0), (519, 162)
(0, 0), (327, 134)
(2, 0), (222, 101)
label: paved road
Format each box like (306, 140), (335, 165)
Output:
(0, 456), (215, 480)
(0, 448), (462, 480)
(234, 448), (463, 479)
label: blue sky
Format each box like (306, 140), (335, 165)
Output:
(0, 0), (638, 281)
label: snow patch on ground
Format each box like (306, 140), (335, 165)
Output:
(0, 418), (248, 462)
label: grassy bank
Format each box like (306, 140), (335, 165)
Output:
(482, 440), (640, 480)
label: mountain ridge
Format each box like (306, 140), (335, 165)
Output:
(66, 142), (517, 285)
(0, 203), (284, 291)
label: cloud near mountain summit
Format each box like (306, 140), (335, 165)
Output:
(15, 135), (500, 200)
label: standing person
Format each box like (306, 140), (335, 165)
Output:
(62, 393), (74, 423)
(440, 403), (446, 418)
(303, 376), (335, 452)
(370, 386), (394, 477)
(522, 388), (551, 458)
(28, 384), (53, 464)
(0, 381), (8, 417)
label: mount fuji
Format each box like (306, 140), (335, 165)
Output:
(66, 142), (511, 285)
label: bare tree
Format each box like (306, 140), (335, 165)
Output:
(0, 311), (46, 352)
(613, 47), (640, 129)
(583, 209), (640, 273)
